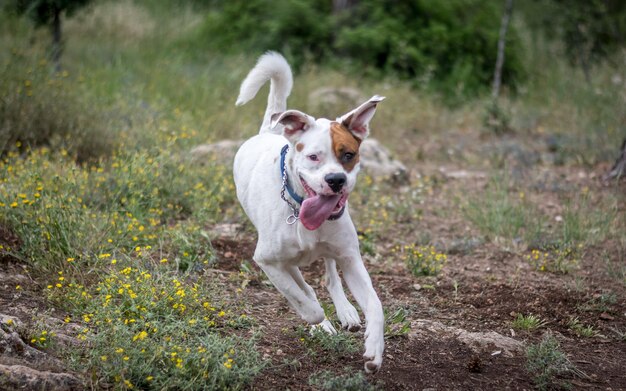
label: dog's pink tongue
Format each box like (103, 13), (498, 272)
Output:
(300, 194), (341, 230)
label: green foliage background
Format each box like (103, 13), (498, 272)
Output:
(200, 0), (526, 100)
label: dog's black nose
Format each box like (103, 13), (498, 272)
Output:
(325, 173), (347, 193)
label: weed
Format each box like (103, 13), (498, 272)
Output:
(483, 100), (512, 135)
(463, 176), (543, 242)
(526, 334), (578, 391)
(0, 51), (114, 160)
(525, 245), (580, 274)
(296, 325), (359, 357)
(28, 328), (55, 349)
(609, 327), (626, 342)
(384, 307), (411, 338)
(559, 193), (618, 245)
(604, 251), (626, 284)
(568, 317), (598, 338)
(578, 291), (617, 313)
(395, 244), (447, 277)
(309, 368), (382, 391)
(53, 266), (263, 389)
(511, 314), (546, 331)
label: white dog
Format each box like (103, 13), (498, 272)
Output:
(234, 52), (385, 373)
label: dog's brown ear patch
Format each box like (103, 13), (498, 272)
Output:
(330, 122), (361, 172)
(296, 143), (305, 152)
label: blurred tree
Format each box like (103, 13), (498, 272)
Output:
(202, 0), (525, 101)
(14, 0), (92, 71)
(492, 0), (514, 100)
(525, 0), (626, 82)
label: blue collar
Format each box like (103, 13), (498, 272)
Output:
(280, 144), (304, 205)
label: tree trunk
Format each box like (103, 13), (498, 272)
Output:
(492, 0), (514, 101)
(605, 138), (626, 181)
(332, 0), (357, 14)
(51, 7), (62, 73)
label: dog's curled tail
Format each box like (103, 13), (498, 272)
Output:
(236, 51), (293, 133)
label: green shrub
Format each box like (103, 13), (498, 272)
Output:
(52, 266), (262, 390)
(526, 334), (578, 391)
(198, 0), (525, 100)
(309, 368), (382, 391)
(395, 244), (447, 277)
(0, 51), (114, 161)
(0, 147), (235, 274)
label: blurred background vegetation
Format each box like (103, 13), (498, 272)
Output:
(1, 0), (625, 160)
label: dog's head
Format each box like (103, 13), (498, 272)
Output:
(271, 96), (384, 230)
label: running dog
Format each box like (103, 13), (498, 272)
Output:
(234, 52), (385, 373)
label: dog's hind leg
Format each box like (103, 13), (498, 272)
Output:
(324, 259), (361, 332)
(286, 265), (337, 334)
(260, 263), (326, 326)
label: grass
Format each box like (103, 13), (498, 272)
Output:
(384, 307), (411, 338)
(463, 175), (543, 243)
(511, 314), (547, 331)
(394, 244), (447, 277)
(525, 246), (580, 274)
(296, 325), (360, 358)
(309, 368), (382, 391)
(526, 334), (580, 391)
(567, 318), (599, 338)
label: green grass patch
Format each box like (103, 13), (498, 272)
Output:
(525, 245), (580, 274)
(511, 314), (546, 331)
(296, 325), (360, 358)
(526, 334), (581, 391)
(567, 317), (599, 338)
(463, 176), (543, 243)
(309, 368), (382, 391)
(394, 244), (447, 277)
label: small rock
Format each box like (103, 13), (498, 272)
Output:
(599, 313), (614, 321)
(359, 138), (409, 183)
(410, 319), (523, 357)
(189, 140), (244, 165)
(0, 364), (84, 391)
(439, 168), (487, 180)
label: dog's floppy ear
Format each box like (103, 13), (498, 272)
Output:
(271, 110), (315, 143)
(338, 95), (385, 141)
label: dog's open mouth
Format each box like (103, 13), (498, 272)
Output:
(299, 177), (348, 230)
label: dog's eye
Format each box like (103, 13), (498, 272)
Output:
(342, 152), (355, 162)
(308, 154), (319, 162)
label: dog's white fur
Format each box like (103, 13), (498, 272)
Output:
(234, 52), (385, 373)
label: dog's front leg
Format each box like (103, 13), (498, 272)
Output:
(260, 263), (326, 325)
(337, 252), (384, 373)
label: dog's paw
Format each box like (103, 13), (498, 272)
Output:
(310, 319), (337, 335)
(363, 330), (384, 373)
(363, 357), (381, 374)
(337, 303), (361, 332)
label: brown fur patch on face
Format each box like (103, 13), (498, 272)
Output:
(296, 142), (305, 152)
(330, 122), (361, 172)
